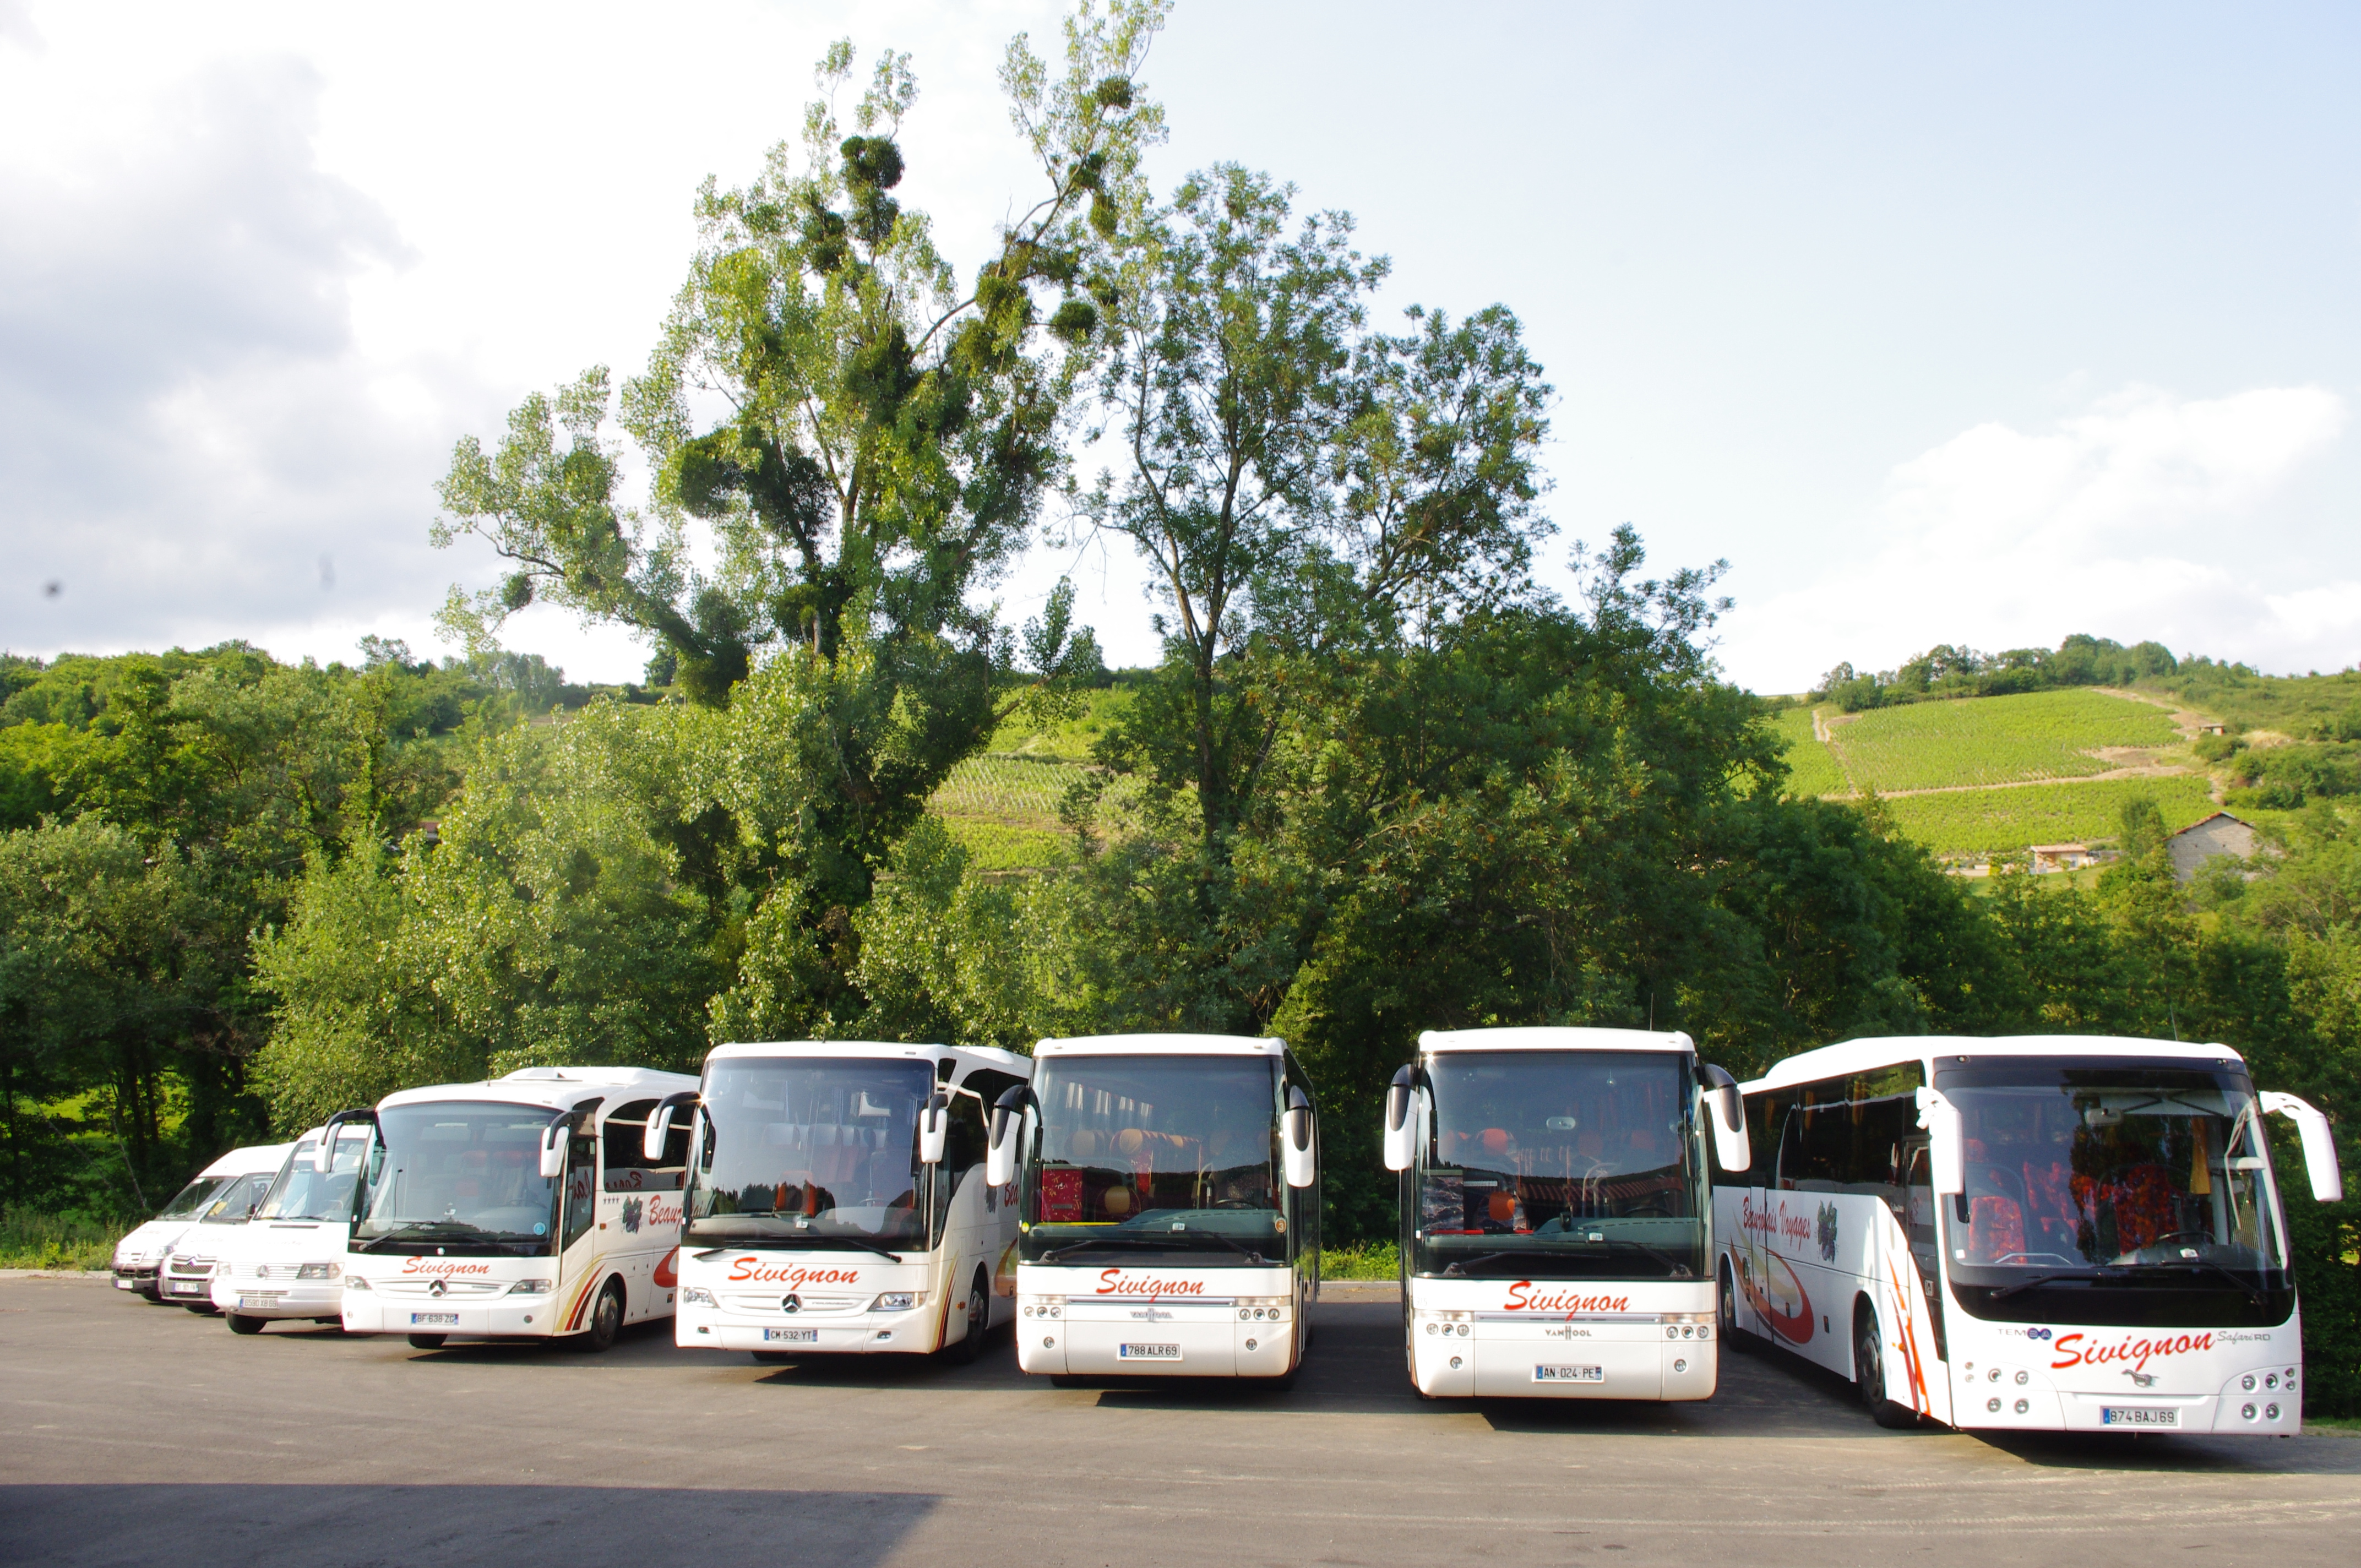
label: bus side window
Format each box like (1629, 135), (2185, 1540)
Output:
(1776, 1102), (1807, 1190)
(946, 1090), (988, 1186)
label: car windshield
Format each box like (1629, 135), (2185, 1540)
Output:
(197, 1172), (275, 1224)
(1018, 1054), (1282, 1263)
(356, 1101), (562, 1245)
(157, 1175), (230, 1221)
(1413, 1050), (1702, 1280)
(253, 1136), (366, 1223)
(686, 1059), (932, 1246)
(1940, 1064), (2287, 1275)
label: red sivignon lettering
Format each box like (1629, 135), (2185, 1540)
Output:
(2050, 1331), (2215, 1376)
(1504, 1282), (1633, 1315)
(1096, 1269), (1207, 1297)
(725, 1259), (861, 1287)
(400, 1258), (492, 1277)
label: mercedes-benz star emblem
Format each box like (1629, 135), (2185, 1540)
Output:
(428, 1278), (447, 1298)
(781, 1294), (801, 1314)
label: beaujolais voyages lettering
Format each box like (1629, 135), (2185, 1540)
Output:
(1095, 1270), (1207, 1297)
(1738, 1195), (1811, 1250)
(2049, 1331), (2215, 1375)
(400, 1257), (493, 1277)
(725, 1259), (862, 1287)
(1504, 1282), (1633, 1314)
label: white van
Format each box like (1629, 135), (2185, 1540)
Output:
(210, 1125), (369, 1334)
(112, 1146), (273, 1300)
(154, 1142), (297, 1310)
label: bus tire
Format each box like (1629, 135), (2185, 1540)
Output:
(225, 1313), (265, 1335)
(1717, 1260), (1753, 1355)
(752, 1351), (794, 1364)
(407, 1333), (447, 1349)
(1854, 1304), (1915, 1429)
(942, 1267), (989, 1364)
(574, 1278), (625, 1353)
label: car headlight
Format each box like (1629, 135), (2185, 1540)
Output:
(680, 1286), (716, 1307)
(344, 1275), (371, 1291)
(505, 1278), (554, 1295)
(296, 1262), (341, 1281)
(869, 1292), (918, 1312)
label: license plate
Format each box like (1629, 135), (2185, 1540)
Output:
(763, 1327), (818, 1343)
(409, 1312), (459, 1327)
(1535, 1364), (1606, 1382)
(237, 1297), (281, 1310)
(1118, 1343), (1182, 1360)
(2101, 1406), (2179, 1428)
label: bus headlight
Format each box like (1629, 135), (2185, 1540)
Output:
(1020, 1298), (1062, 1319)
(1236, 1296), (1290, 1321)
(296, 1262), (341, 1281)
(506, 1278), (553, 1295)
(345, 1276), (371, 1291)
(680, 1286), (716, 1307)
(870, 1292), (918, 1312)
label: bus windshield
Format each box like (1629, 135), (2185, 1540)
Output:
(254, 1137), (365, 1223)
(156, 1174), (231, 1221)
(1018, 1054), (1282, 1264)
(686, 1059), (933, 1249)
(197, 1172), (275, 1224)
(1940, 1063), (2287, 1278)
(1414, 1051), (1702, 1280)
(356, 1101), (562, 1250)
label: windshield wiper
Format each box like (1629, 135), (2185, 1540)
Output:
(1988, 1267), (2110, 1300)
(1042, 1232), (1266, 1265)
(689, 1234), (905, 1262)
(356, 1221), (493, 1253)
(2120, 1256), (2270, 1310)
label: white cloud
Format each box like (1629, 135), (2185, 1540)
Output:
(1720, 385), (2353, 690)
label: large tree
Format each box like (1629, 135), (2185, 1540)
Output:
(431, 9), (1164, 915)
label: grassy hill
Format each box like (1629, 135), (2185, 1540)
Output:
(927, 684), (1136, 870)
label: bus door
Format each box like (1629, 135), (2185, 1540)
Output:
(559, 1131), (599, 1316)
(1894, 1139), (1949, 1408)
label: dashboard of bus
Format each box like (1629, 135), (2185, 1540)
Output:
(1408, 1051), (1705, 1281)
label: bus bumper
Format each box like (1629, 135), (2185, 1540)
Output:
(1017, 1304), (1298, 1379)
(676, 1303), (939, 1354)
(212, 1279), (345, 1320)
(1410, 1313), (1717, 1400)
(342, 1294), (562, 1338)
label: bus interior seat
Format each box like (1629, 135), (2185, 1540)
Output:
(1966, 1195), (2025, 1264)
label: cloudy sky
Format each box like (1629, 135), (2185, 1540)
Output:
(4, 1), (2357, 692)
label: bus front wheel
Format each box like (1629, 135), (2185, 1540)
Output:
(407, 1333), (447, 1349)
(942, 1267), (989, 1364)
(225, 1313), (264, 1335)
(1717, 1261), (1752, 1355)
(574, 1278), (625, 1353)
(1854, 1305), (1916, 1429)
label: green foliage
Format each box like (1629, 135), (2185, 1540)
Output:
(1771, 706), (1847, 798)
(1814, 632), (2179, 710)
(0, 1207), (127, 1270)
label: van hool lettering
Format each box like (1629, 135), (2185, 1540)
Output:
(1095, 1271), (1208, 1297)
(724, 1260), (862, 1287)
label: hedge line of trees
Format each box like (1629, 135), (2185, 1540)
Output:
(1812, 633), (2182, 711)
(3, 5), (2354, 1410)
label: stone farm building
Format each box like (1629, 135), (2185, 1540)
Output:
(2168, 811), (2257, 882)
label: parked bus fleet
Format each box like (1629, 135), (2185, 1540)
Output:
(106, 1028), (2342, 1434)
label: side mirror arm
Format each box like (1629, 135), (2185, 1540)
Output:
(1382, 1065), (1421, 1173)
(986, 1084), (1037, 1191)
(1917, 1087), (1966, 1199)
(643, 1091), (700, 1163)
(314, 1108), (377, 1173)
(1696, 1064), (1750, 1173)
(1282, 1086), (1317, 1190)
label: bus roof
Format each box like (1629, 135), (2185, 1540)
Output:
(200, 1141), (296, 1178)
(703, 1039), (1031, 1075)
(1036, 1033), (1283, 1058)
(1747, 1034), (2244, 1093)
(1419, 1026), (1694, 1054)
(377, 1066), (701, 1118)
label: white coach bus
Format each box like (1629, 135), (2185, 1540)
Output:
(1381, 1028), (1752, 1400)
(320, 1066), (700, 1351)
(667, 1041), (1031, 1363)
(989, 1034), (1320, 1384)
(1716, 1035), (2342, 1434)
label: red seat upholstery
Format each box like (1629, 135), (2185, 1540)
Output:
(1967, 1195), (2025, 1264)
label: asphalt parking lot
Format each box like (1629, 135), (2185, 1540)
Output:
(2, 1275), (2355, 1568)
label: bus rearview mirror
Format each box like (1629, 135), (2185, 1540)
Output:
(2260, 1091), (2344, 1202)
(643, 1091), (699, 1163)
(539, 1121), (568, 1181)
(1381, 1066), (1418, 1173)
(1283, 1088), (1316, 1190)
(1917, 1088), (1965, 1197)
(919, 1095), (949, 1166)
(1698, 1064), (1749, 1173)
